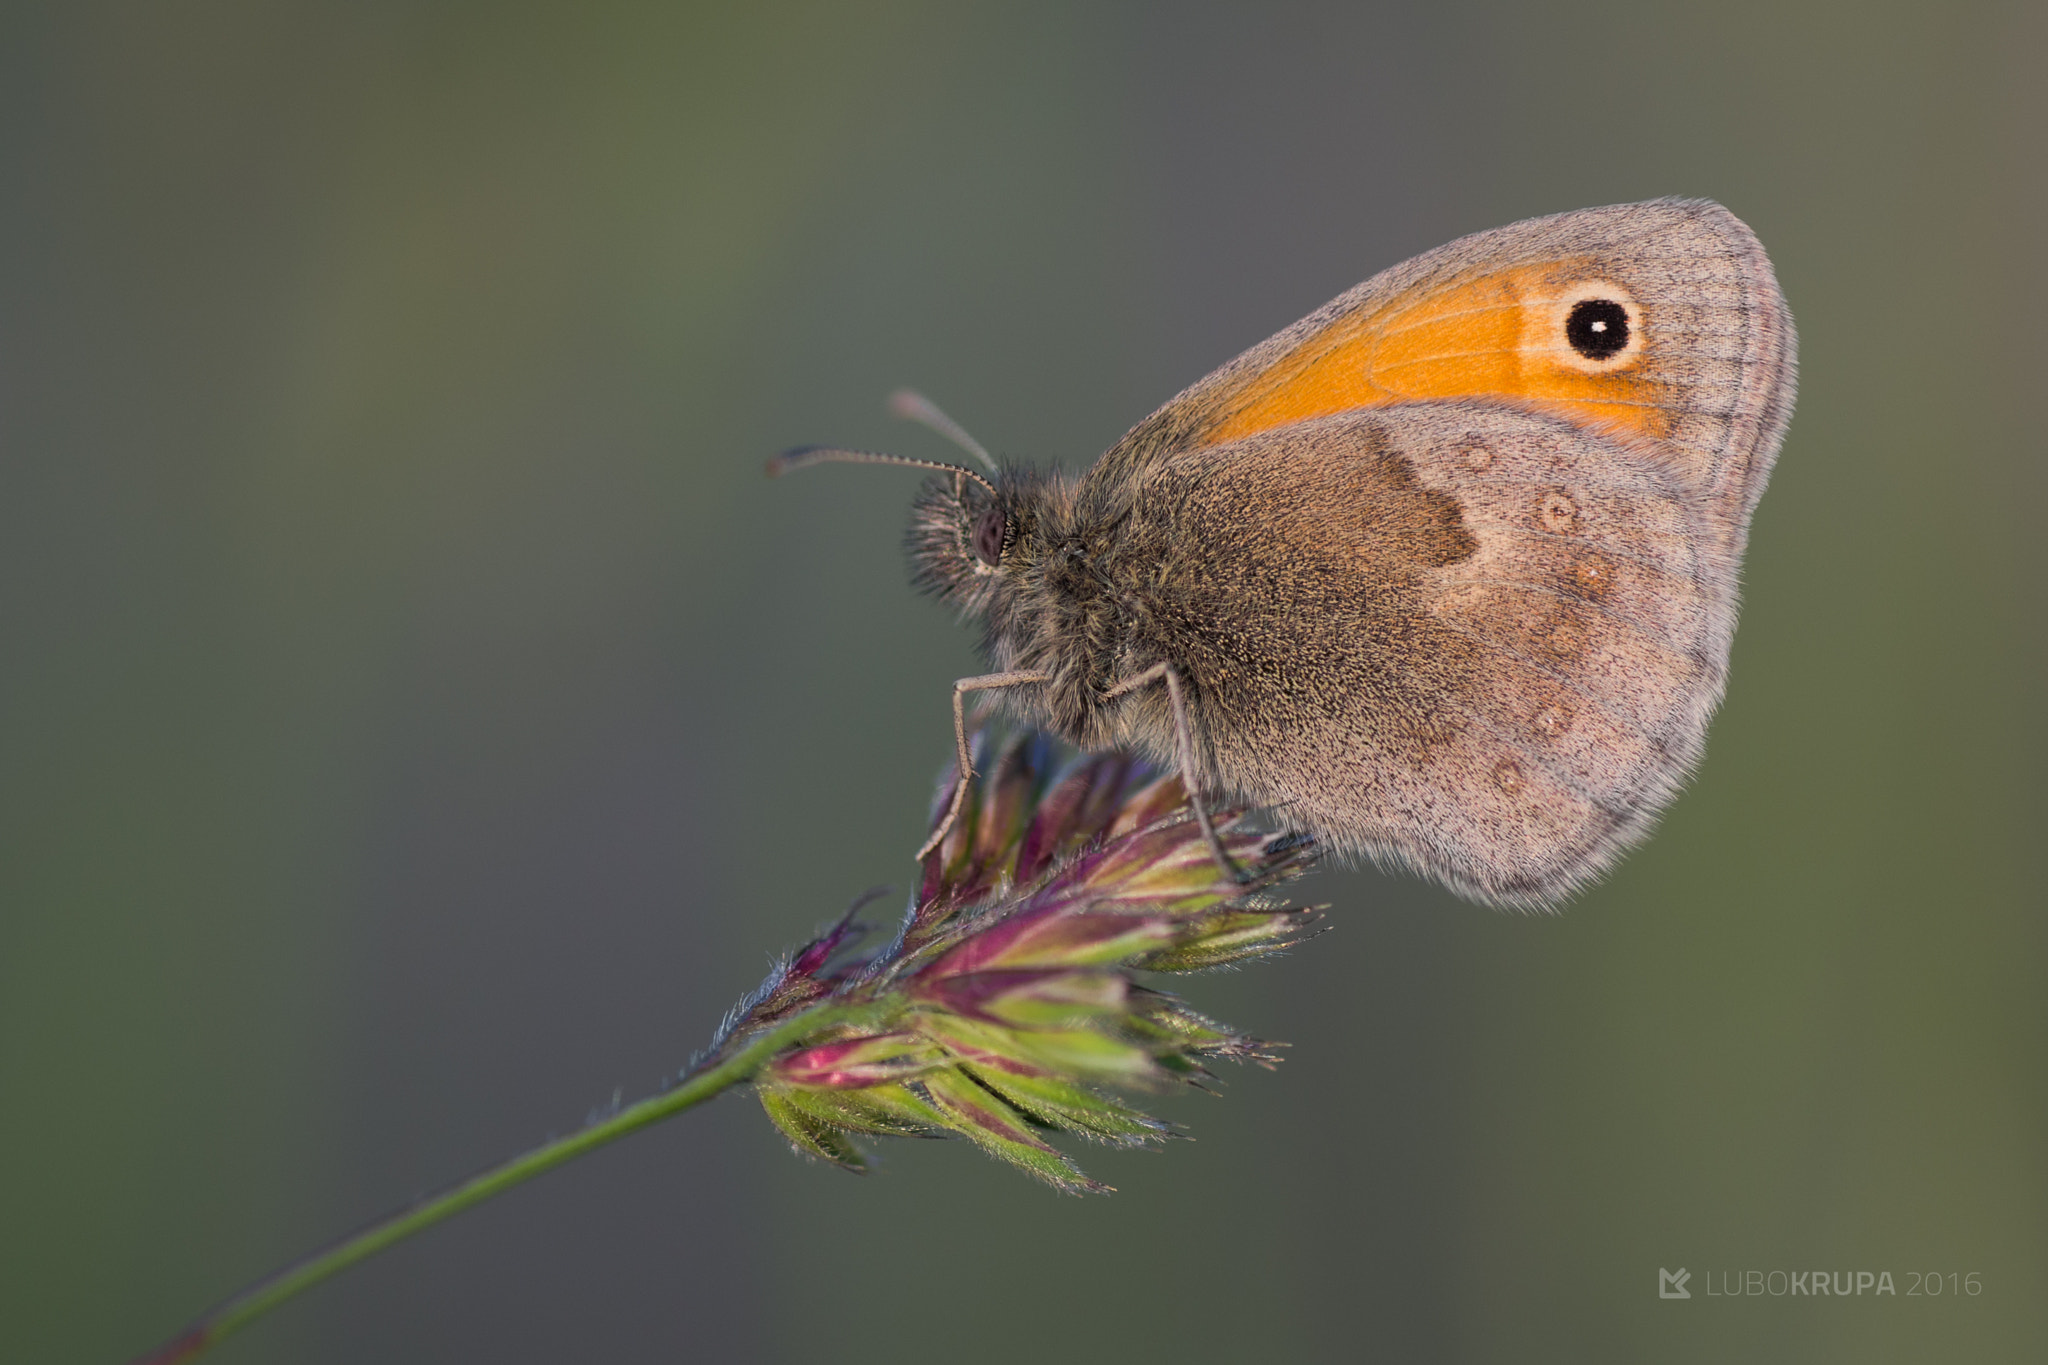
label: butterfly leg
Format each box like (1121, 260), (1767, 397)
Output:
(915, 670), (1053, 864)
(1103, 662), (1250, 884)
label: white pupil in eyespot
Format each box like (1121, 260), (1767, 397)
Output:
(1565, 298), (1631, 360)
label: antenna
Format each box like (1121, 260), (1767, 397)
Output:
(765, 446), (998, 499)
(888, 389), (998, 473)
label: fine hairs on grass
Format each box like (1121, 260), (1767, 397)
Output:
(133, 727), (1327, 1363)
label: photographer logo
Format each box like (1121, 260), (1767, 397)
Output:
(1655, 1266), (1981, 1300)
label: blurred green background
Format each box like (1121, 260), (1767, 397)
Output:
(3, 3), (2041, 1362)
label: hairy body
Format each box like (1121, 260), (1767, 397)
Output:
(793, 198), (1794, 907)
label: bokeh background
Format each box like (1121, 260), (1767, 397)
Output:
(4, 3), (2042, 1362)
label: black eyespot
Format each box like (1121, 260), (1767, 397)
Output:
(972, 509), (1007, 566)
(1565, 298), (1631, 361)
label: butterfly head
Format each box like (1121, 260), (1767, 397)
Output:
(768, 439), (1081, 654)
(907, 464), (1047, 618)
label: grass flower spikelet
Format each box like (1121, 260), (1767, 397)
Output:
(729, 729), (1325, 1193)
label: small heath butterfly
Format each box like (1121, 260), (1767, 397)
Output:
(774, 199), (1796, 907)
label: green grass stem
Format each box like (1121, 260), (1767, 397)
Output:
(130, 1000), (880, 1364)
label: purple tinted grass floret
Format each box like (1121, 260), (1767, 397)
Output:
(722, 728), (1325, 1193)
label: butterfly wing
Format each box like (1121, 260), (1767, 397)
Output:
(1090, 198), (1795, 559)
(1108, 403), (1731, 907)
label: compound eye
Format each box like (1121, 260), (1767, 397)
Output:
(971, 509), (1007, 566)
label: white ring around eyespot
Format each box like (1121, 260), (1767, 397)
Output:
(1536, 279), (1645, 375)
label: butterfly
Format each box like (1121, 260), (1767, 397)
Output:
(775, 199), (1796, 908)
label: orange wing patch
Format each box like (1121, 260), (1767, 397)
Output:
(1204, 262), (1673, 447)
